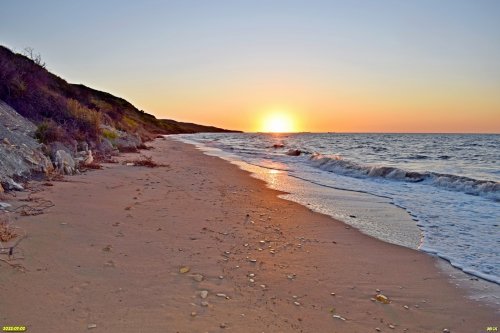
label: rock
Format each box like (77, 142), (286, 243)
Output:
(220, 323), (226, 329)
(403, 305), (409, 310)
(375, 294), (390, 304)
(0, 100), (54, 189)
(0, 202), (12, 210)
(375, 328), (381, 332)
(286, 149), (301, 156)
(190, 311), (197, 317)
(54, 149), (76, 174)
(179, 266), (190, 274)
(272, 143), (284, 148)
(100, 125), (142, 153)
(75, 149), (94, 166)
(249, 279), (255, 283)
(333, 315), (346, 321)
(201, 301), (209, 307)
(294, 301), (301, 306)
(200, 290), (208, 299)
(389, 324), (395, 329)
(216, 293), (227, 298)
(192, 274), (204, 282)
(87, 324), (97, 329)
(443, 329), (450, 333)
(330, 292), (336, 296)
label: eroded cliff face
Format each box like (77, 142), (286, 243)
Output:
(0, 100), (53, 191)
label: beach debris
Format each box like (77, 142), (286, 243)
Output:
(389, 324), (395, 329)
(179, 266), (190, 274)
(201, 301), (209, 307)
(376, 288), (381, 292)
(190, 311), (197, 317)
(333, 314), (346, 321)
(200, 290), (208, 299)
(442, 329), (450, 333)
(259, 240), (266, 245)
(87, 324), (97, 329)
(403, 305), (409, 310)
(294, 301), (301, 306)
(260, 284), (266, 289)
(219, 275), (224, 279)
(192, 274), (204, 282)
(249, 278), (255, 283)
(375, 294), (390, 304)
(216, 293), (227, 298)
(248, 273), (255, 277)
(330, 292), (336, 296)
(375, 328), (381, 332)
(249, 259), (257, 263)
(104, 260), (115, 267)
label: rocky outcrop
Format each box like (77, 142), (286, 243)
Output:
(54, 150), (76, 175)
(0, 100), (54, 190)
(100, 125), (142, 152)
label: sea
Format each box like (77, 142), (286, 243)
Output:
(172, 133), (500, 287)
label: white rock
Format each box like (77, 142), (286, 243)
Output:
(200, 290), (208, 299)
(192, 274), (204, 282)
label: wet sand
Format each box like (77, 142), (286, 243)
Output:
(0, 138), (497, 332)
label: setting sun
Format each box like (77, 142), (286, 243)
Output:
(261, 112), (296, 133)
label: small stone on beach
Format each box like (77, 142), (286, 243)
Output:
(87, 324), (97, 329)
(179, 266), (190, 274)
(192, 274), (204, 282)
(200, 290), (208, 299)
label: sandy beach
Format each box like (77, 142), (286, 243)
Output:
(0, 137), (497, 332)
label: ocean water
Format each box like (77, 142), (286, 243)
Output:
(172, 133), (500, 285)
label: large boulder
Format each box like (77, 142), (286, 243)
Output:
(0, 100), (54, 190)
(100, 125), (142, 152)
(54, 150), (76, 175)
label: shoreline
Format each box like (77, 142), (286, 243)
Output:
(0, 137), (498, 332)
(176, 135), (500, 305)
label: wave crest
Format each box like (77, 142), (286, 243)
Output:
(310, 154), (500, 201)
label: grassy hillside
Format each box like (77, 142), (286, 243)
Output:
(0, 45), (237, 147)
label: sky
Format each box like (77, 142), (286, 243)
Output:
(1, 0), (499, 133)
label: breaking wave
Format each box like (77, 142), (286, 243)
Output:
(309, 153), (500, 201)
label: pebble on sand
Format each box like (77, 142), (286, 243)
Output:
(200, 290), (208, 299)
(87, 324), (97, 329)
(179, 266), (190, 274)
(192, 274), (204, 282)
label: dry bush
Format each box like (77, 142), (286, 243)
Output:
(0, 216), (17, 242)
(82, 162), (103, 170)
(124, 156), (167, 168)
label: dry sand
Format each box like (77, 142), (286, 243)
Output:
(0, 138), (497, 332)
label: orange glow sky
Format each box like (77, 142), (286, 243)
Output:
(1, 1), (499, 133)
